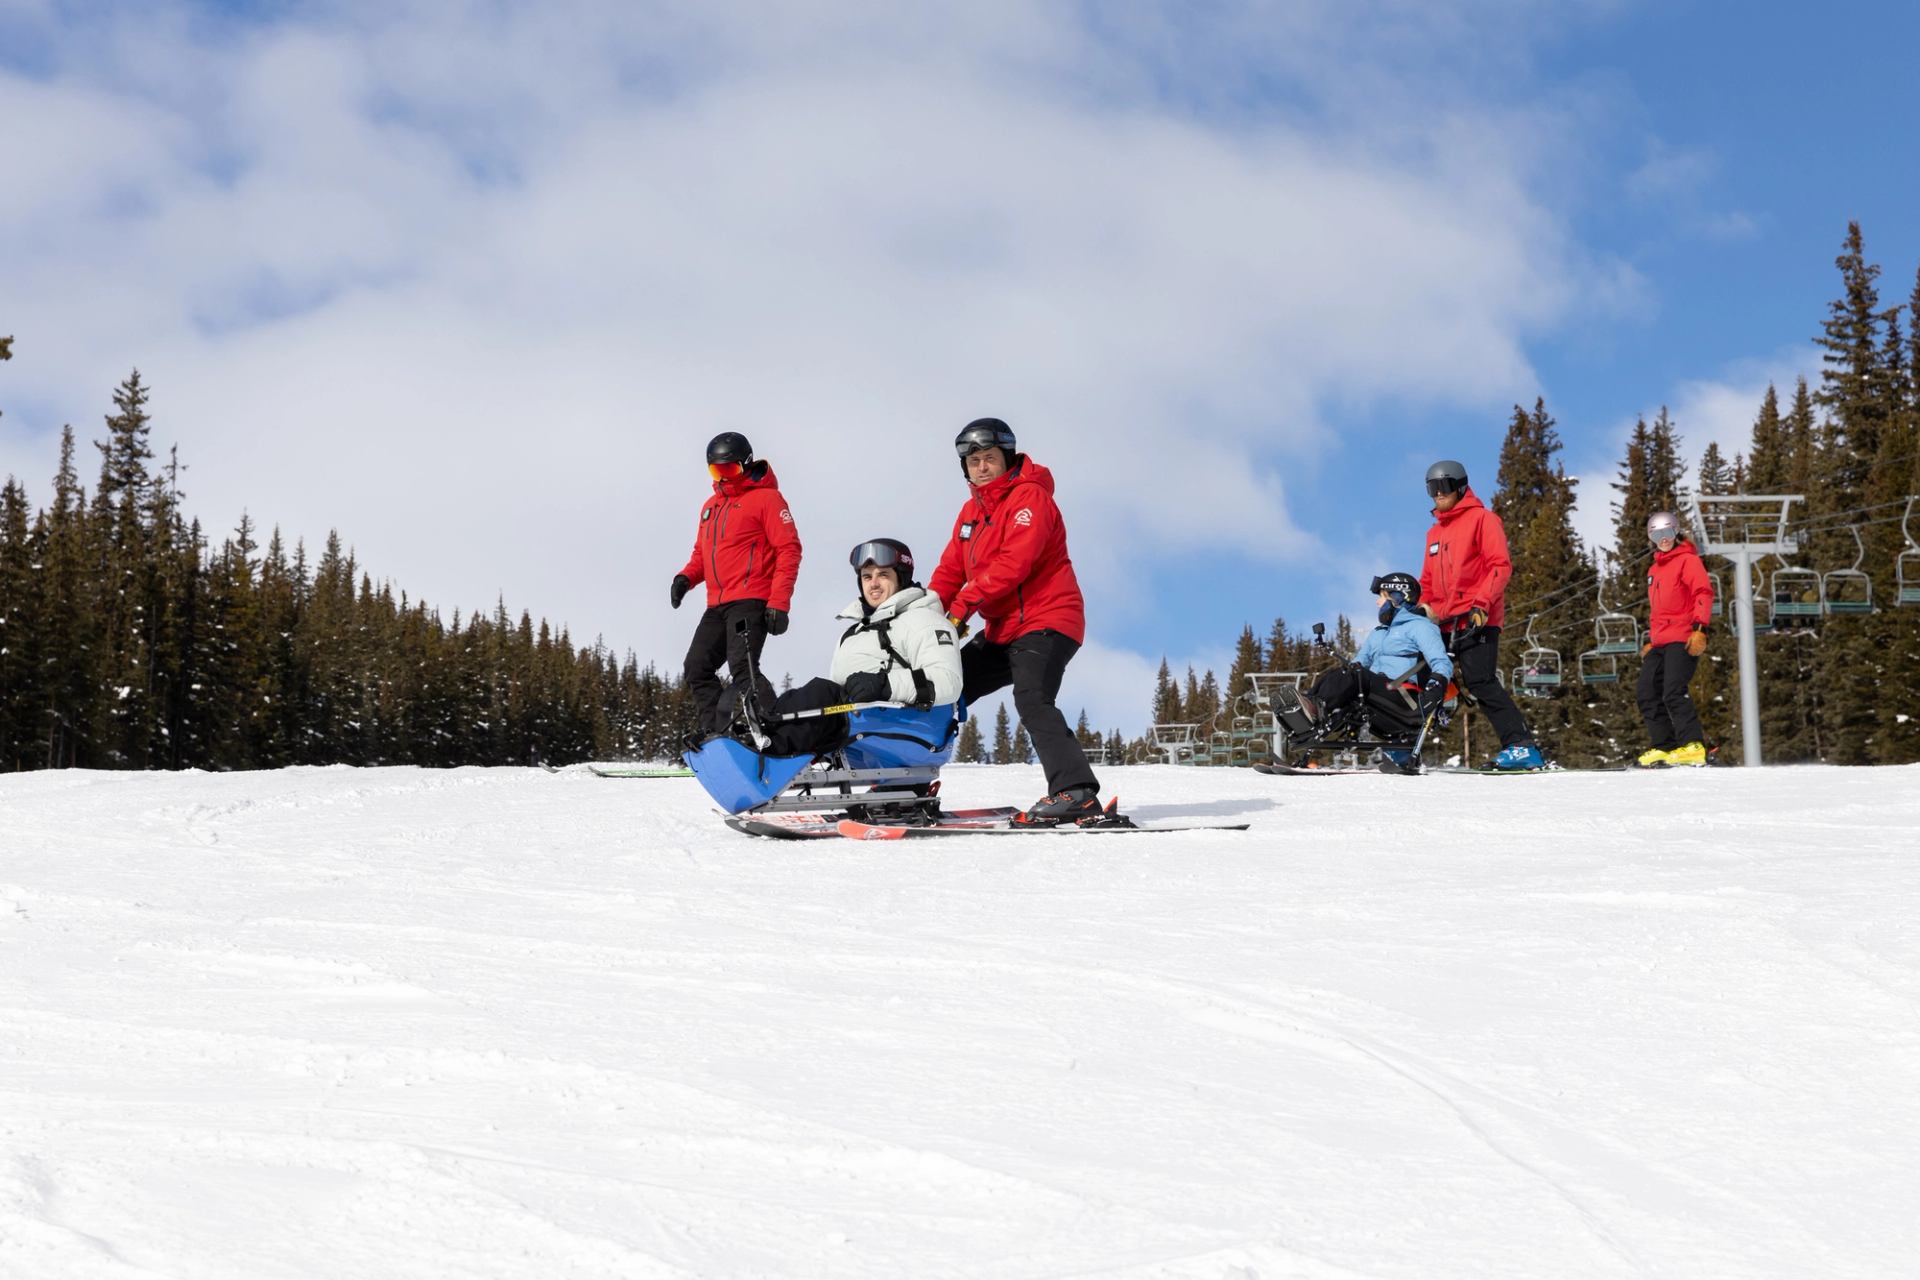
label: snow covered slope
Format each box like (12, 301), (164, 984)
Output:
(3, 763), (1917, 1278)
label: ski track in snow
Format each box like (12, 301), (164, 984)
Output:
(2, 762), (1917, 1278)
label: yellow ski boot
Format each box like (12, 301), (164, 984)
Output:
(1635, 746), (1670, 768)
(1665, 742), (1708, 767)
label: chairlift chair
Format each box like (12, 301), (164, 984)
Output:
(1822, 526), (1874, 615)
(1147, 722), (1200, 766)
(1577, 648), (1620, 685)
(1899, 497), (1920, 607)
(1706, 570), (1724, 621)
(1510, 613), (1562, 699)
(1768, 555), (1824, 623)
(1589, 569), (1640, 656)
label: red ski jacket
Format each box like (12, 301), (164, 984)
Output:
(928, 456), (1086, 645)
(677, 463), (802, 612)
(1646, 539), (1714, 646)
(1419, 487), (1513, 631)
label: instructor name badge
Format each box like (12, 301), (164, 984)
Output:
(960, 522), (975, 540)
(1428, 542), (1440, 555)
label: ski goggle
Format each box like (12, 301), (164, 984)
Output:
(848, 541), (913, 574)
(708, 461), (745, 481)
(1647, 514), (1681, 543)
(1426, 475), (1467, 498)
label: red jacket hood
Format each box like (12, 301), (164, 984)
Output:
(1653, 539), (1702, 570)
(1432, 486), (1487, 523)
(967, 456), (1053, 512)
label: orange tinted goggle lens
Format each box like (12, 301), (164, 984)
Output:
(709, 461), (744, 481)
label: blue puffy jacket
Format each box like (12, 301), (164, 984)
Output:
(1355, 607), (1454, 682)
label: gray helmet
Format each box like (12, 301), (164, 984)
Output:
(1647, 511), (1682, 543)
(1425, 459), (1468, 498)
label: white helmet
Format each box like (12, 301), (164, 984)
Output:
(1646, 511), (1682, 543)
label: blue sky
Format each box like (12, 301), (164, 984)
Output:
(2, 1), (1917, 733)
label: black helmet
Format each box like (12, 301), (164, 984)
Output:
(706, 432), (754, 468)
(954, 417), (1017, 475)
(849, 538), (915, 589)
(1370, 572), (1421, 607)
(1425, 459), (1468, 498)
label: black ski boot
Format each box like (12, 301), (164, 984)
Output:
(1015, 786), (1103, 827)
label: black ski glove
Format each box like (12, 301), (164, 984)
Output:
(670, 574), (692, 609)
(763, 607), (788, 636)
(841, 671), (890, 703)
(1416, 672), (1449, 721)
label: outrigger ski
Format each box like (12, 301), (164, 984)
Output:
(589, 764), (695, 779)
(1255, 762), (1382, 777)
(836, 815), (1252, 840)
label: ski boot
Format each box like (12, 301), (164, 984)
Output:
(1493, 743), (1547, 771)
(1634, 746), (1670, 769)
(1014, 787), (1135, 828)
(1663, 742), (1708, 768)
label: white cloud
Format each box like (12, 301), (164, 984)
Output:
(0, 2), (1625, 730)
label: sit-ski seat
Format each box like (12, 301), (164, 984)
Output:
(686, 702), (961, 814)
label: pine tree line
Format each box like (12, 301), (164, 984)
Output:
(1149, 222), (1920, 768)
(1, 371), (701, 771)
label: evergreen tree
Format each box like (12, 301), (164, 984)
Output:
(1151, 658), (1182, 724)
(1697, 442), (1735, 496)
(1223, 624), (1264, 715)
(1011, 720), (1033, 764)
(1743, 385), (1787, 492)
(990, 702), (1014, 762)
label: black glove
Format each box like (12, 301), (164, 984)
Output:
(670, 574), (692, 609)
(841, 671), (890, 703)
(763, 607), (788, 636)
(1416, 672), (1449, 721)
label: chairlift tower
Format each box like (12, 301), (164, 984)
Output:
(1687, 494), (1803, 765)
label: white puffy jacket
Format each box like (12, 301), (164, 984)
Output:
(829, 586), (964, 706)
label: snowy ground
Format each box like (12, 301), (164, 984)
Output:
(3, 762), (1918, 1279)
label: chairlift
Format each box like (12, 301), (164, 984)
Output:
(1706, 570), (1723, 621)
(1769, 554), (1824, 623)
(1899, 497), (1920, 607)
(1590, 566), (1640, 655)
(1509, 613), (1562, 699)
(1822, 525), (1874, 615)
(1147, 723), (1200, 766)
(1577, 649), (1620, 685)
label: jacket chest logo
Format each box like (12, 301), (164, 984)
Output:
(1428, 542), (1440, 555)
(1014, 508), (1033, 527)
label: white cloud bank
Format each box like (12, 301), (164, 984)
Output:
(1, 1), (1625, 731)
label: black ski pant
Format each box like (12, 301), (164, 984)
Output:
(1446, 624), (1533, 748)
(961, 629), (1098, 796)
(739, 676), (849, 758)
(1636, 642), (1704, 750)
(683, 599), (773, 736)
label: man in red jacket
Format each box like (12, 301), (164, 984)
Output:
(1635, 511), (1715, 767)
(930, 418), (1104, 824)
(1417, 459), (1543, 769)
(672, 432), (803, 735)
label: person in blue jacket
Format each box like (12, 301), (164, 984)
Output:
(1271, 572), (1454, 744)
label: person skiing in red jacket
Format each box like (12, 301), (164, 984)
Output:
(1418, 459), (1543, 769)
(671, 432), (803, 735)
(929, 418), (1104, 825)
(1636, 511), (1715, 767)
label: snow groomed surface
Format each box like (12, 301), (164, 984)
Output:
(4, 762), (1917, 1277)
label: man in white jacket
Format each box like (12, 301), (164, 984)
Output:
(736, 538), (961, 756)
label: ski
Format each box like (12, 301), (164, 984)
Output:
(725, 806), (1020, 840)
(835, 817), (1251, 840)
(1255, 763), (1383, 777)
(590, 764), (695, 779)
